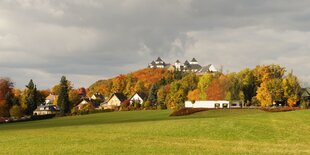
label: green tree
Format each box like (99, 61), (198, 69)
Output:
(57, 76), (70, 115)
(24, 79), (38, 115)
(226, 73), (242, 101)
(239, 68), (256, 104)
(148, 83), (159, 106)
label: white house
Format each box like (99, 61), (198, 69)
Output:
(185, 100), (230, 108)
(33, 104), (59, 115)
(107, 93), (127, 106)
(129, 93), (146, 105)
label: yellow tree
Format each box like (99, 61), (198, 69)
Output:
(111, 75), (126, 93)
(197, 74), (213, 99)
(282, 72), (301, 107)
(256, 82), (272, 107)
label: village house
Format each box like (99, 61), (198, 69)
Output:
(76, 98), (96, 110)
(129, 92), (146, 106)
(75, 92), (105, 110)
(91, 92), (105, 101)
(33, 104), (60, 115)
(301, 88), (310, 102)
(107, 93), (127, 107)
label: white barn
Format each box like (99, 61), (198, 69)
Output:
(185, 100), (230, 108)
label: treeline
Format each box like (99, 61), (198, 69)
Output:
(0, 76), (75, 117)
(89, 64), (302, 110)
(0, 64), (303, 117)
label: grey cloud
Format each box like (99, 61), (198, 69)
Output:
(1, 0), (310, 88)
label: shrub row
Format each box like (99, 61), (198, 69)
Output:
(170, 108), (208, 116)
(260, 106), (301, 112)
(31, 114), (56, 120)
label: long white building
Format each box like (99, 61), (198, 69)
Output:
(185, 100), (230, 108)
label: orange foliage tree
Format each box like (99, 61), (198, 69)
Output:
(187, 89), (201, 101)
(205, 75), (228, 100)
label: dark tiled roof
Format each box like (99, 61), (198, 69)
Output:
(156, 57), (163, 62)
(301, 88), (310, 97)
(189, 64), (202, 70)
(191, 58), (198, 62)
(199, 64), (212, 73)
(35, 104), (59, 112)
(93, 92), (104, 99)
(113, 93), (127, 102)
(176, 60), (180, 63)
(184, 60), (190, 66)
(130, 92), (147, 100)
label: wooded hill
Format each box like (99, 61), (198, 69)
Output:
(88, 65), (302, 110)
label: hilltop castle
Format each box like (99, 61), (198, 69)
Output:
(148, 57), (218, 74)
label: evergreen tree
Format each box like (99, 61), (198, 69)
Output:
(25, 79), (38, 115)
(148, 84), (159, 106)
(57, 76), (70, 115)
(5, 91), (14, 109)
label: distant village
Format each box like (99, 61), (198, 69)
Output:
(33, 57), (220, 116)
(31, 57), (310, 117)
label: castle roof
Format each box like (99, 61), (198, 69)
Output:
(191, 58), (198, 62)
(156, 57), (163, 62)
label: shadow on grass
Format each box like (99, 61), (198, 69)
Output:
(0, 109), (262, 131)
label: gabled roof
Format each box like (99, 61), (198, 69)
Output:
(191, 58), (198, 62)
(92, 92), (104, 99)
(301, 88), (310, 97)
(109, 93), (127, 102)
(35, 104), (59, 112)
(176, 60), (180, 63)
(199, 64), (212, 73)
(156, 57), (163, 62)
(130, 92), (146, 101)
(184, 60), (190, 66)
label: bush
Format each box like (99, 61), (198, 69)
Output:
(301, 101), (309, 109)
(31, 114), (56, 120)
(9, 105), (23, 118)
(170, 108), (208, 116)
(144, 101), (151, 107)
(260, 106), (300, 112)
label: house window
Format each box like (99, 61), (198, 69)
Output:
(215, 103), (220, 108)
(223, 103), (228, 108)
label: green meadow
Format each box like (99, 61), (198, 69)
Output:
(0, 109), (309, 155)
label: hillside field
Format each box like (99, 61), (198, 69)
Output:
(0, 109), (309, 154)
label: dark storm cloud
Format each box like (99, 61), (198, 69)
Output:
(1, 0), (310, 88)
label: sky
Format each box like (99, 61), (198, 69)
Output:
(1, 0), (310, 89)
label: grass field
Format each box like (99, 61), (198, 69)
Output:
(0, 109), (309, 155)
